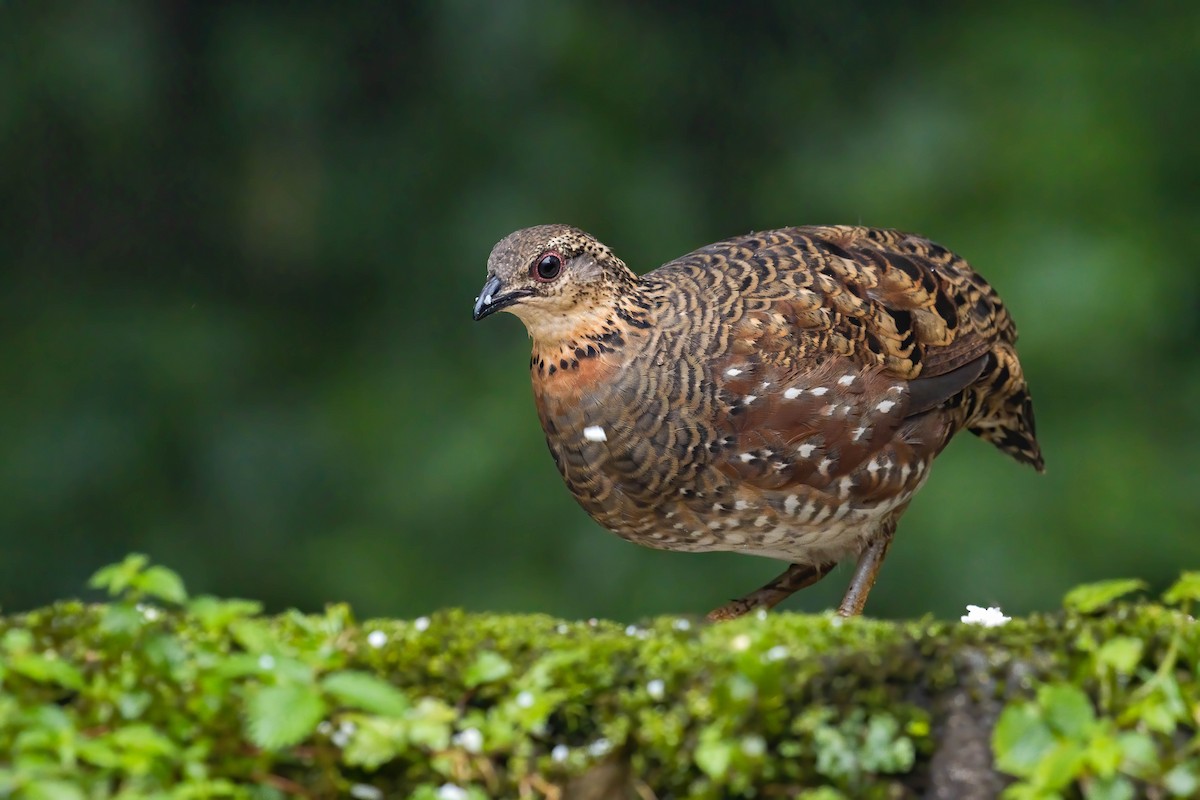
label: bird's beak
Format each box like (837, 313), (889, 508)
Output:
(472, 274), (528, 321)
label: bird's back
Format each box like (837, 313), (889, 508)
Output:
(641, 225), (1042, 469)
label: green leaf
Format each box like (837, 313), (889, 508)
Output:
(2, 628), (33, 654)
(7, 653), (84, 690)
(993, 704), (1055, 778)
(1084, 731), (1122, 778)
(88, 553), (149, 596)
(134, 565), (189, 604)
(322, 671), (410, 717)
(1039, 684), (1096, 739)
(1162, 572), (1200, 605)
(1032, 740), (1085, 790)
(1096, 637), (1143, 674)
(406, 698), (454, 750)
(797, 790), (849, 800)
(695, 726), (734, 779)
(1115, 731), (1158, 779)
(1084, 776), (1135, 800)
(188, 595), (264, 630)
(339, 715), (405, 769)
(463, 651), (512, 688)
(111, 723), (179, 757)
(77, 738), (122, 769)
(22, 780), (86, 800)
(1163, 763), (1200, 797)
(1063, 579), (1145, 613)
(228, 618), (276, 654)
(246, 682), (327, 749)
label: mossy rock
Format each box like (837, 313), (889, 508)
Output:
(1, 560), (1198, 799)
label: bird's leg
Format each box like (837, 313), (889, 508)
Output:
(835, 523), (897, 617)
(706, 562), (833, 621)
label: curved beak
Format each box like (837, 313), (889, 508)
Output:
(472, 274), (528, 321)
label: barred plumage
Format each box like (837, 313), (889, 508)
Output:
(474, 224), (1043, 619)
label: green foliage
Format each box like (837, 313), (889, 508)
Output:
(1063, 580), (1146, 615)
(4, 557), (1200, 798)
(88, 554), (190, 606)
(992, 581), (1200, 799)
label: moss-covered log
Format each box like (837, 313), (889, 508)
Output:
(2, 561), (1199, 799)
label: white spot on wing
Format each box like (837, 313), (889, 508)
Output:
(783, 387), (802, 399)
(797, 443), (816, 458)
(743, 395), (757, 404)
(725, 367), (743, 377)
(739, 452), (754, 463)
(810, 386), (829, 396)
(583, 425), (607, 442)
(783, 495), (800, 514)
(876, 400), (897, 413)
(851, 426), (867, 441)
(838, 374), (856, 386)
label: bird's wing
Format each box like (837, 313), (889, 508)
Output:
(655, 226), (1007, 494)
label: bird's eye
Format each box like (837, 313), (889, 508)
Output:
(534, 252), (563, 282)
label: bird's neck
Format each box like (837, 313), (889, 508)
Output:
(528, 292), (651, 385)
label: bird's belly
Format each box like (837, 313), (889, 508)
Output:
(645, 498), (912, 564)
(585, 463), (926, 566)
(549, 407), (930, 566)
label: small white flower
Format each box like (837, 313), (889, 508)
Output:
(764, 645), (789, 662)
(413, 616), (430, 632)
(555, 623), (569, 634)
(437, 785), (469, 800)
(366, 630), (388, 648)
(257, 654), (276, 671)
(349, 784), (383, 800)
(317, 721), (334, 736)
(453, 727), (483, 753)
(551, 744), (570, 762)
(961, 605), (1011, 627)
(754, 608), (769, 621)
(588, 738), (612, 757)
(516, 691), (535, 709)
(331, 729), (352, 748)
(646, 679), (665, 700)
(625, 624), (640, 636)
(672, 618), (692, 631)
(730, 634), (752, 651)
(137, 604), (161, 621)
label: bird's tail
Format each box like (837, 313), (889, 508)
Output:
(967, 342), (1045, 472)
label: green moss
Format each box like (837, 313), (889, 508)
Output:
(0, 558), (1197, 798)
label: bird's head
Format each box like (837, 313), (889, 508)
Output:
(473, 225), (637, 342)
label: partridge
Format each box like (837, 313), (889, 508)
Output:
(473, 225), (1043, 619)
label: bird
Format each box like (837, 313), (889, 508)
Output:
(472, 224), (1043, 620)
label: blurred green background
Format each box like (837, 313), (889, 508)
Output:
(2, 2), (1198, 621)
